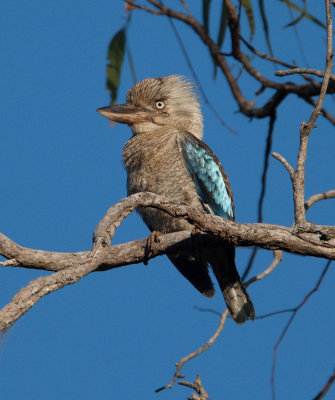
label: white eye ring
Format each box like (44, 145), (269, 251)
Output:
(155, 101), (165, 109)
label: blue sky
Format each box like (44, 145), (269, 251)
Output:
(1, 1), (334, 399)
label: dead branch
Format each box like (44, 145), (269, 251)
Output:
(179, 374), (209, 400)
(245, 250), (283, 287)
(125, 0), (335, 121)
(157, 248), (286, 392)
(156, 310), (229, 392)
(271, 259), (332, 400)
(313, 370), (335, 400)
(0, 187), (334, 332)
(275, 68), (335, 80)
(272, 0), (333, 229)
(305, 190), (335, 211)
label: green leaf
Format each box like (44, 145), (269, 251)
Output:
(217, 1), (228, 50)
(279, 0), (326, 29)
(258, 0), (274, 57)
(284, 0), (306, 28)
(127, 46), (137, 86)
(213, 1), (228, 78)
(106, 28), (126, 104)
(202, 0), (211, 34)
(241, 0), (255, 42)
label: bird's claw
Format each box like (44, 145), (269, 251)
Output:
(144, 231), (163, 265)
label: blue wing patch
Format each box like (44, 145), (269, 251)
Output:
(179, 133), (234, 220)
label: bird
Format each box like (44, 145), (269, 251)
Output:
(97, 75), (255, 324)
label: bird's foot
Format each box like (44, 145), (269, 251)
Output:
(191, 226), (202, 236)
(144, 231), (163, 265)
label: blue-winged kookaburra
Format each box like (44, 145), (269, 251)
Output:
(97, 75), (255, 324)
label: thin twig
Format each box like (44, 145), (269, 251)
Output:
(313, 370), (335, 400)
(255, 308), (294, 320)
(241, 36), (324, 88)
(272, 152), (295, 181)
(305, 190), (335, 211)
(242, 112), (277, 279)
(259, 113), (277, 227)
(245, 250), (283, 287)
(240, 35), (295, 69)
(159, 248), (285, 393)
(179, 0), (191, 15)
(155, 309), (229, 392)
(271, 259), (332, 400)
(300, 96), (335, 126)
(242, 247), (258, 281)
(275, 68), (335, 80)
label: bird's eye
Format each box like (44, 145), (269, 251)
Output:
(155, 101), (165, 109)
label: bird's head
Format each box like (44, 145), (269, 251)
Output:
(97, 75), (203, 139)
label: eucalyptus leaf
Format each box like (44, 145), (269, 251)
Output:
(258, 0), (274, 57)
(241, 0), (255, 42)
(202, 0), (212, 34)
(106, 28), (126, 104)
(279, 0), (326, 29)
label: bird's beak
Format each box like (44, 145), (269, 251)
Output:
(96, 104), (155, 125)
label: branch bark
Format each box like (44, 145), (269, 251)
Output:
(1, 192), (335, 332)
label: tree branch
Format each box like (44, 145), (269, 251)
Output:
(275, 68), (335, 81)
(126, 1), (335, 121)
(0, 191), (334, 334)
(305, 190), (335, 211)
(271, 259), (332, 400)
(293, 0), (333, 227)
(178, 374), (209, 400)
(155, 310), (229, 393)
(313, 370), (335, 400)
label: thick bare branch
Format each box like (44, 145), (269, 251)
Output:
(1, 193), (335, 272)
(1, 193), (335, 274)
(0, 238), (112, 332)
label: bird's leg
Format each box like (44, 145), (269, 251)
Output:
(143, 231), (163, 265)
(191, 226), (206, 263)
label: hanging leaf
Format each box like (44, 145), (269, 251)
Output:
(106, 28), (126, 104)
(217, 2), (228, 50)
(279, 0), (326, 29)
(258, 0), (274, 57)
(202, 0), (212, 34)
(213, 1), (228, 78)
(127, 46), (137, 85)
(241, 0), (255, 42)
(284, 0), (306, 28)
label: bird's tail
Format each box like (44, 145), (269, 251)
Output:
(208, 245), (255, 324)
(220, 279), (255, 324)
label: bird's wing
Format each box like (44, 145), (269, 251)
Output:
(178, 132), (235, 220)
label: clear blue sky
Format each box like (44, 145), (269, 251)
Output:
(1, 1), (334, 399)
